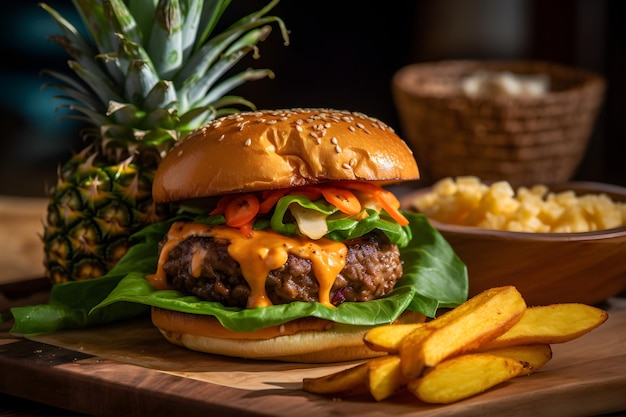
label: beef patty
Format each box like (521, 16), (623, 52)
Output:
(161, 231), (403, 307)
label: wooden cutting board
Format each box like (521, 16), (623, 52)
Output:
(1, 310), (625, 417)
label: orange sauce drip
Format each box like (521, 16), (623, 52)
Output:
(146, 221), (347, 308)
(190, 246), (206, 278)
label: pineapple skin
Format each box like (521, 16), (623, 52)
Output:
(43, 147), (172, 283)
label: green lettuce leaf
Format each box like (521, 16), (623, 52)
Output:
(8, 218), (180, 335)
(269, 194), (337, 236)
(265, 194), (411, 247)
(10, 212), (467, 335)
(326, 209), (411, 248)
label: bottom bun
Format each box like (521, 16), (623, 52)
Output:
(152, 307), (423, 363)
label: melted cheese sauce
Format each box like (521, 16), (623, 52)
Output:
(146, 221), (348, 308)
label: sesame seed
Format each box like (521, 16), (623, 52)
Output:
(356, 122), (365, 129)
(342, 163), (352, 170)
(218, 134), (225, 142)
(331, 137), (338, 145)
(244, 138), (252, 146)
(177, 150), (183, 157)
(335, 144), (342, 153)
(296, 125), (303, 132)
(348, 126), (356, 132)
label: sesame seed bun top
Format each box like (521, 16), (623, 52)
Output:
(153, 108), (420, 203)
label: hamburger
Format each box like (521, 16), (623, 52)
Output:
(95, 108), (468, 363)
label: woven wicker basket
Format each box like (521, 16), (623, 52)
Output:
(392, 60), (606, 186)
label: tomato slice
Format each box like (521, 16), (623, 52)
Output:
(237, 219), (255, 238)
(376, 190), (409, 226)
(291, 185), (323, 202)
(320, 187), (361, 215)
(224, 194), (260, 228)
(209, 194), (236, 215)
(259, 189), (288, 214)
(332, 181), (409, 226)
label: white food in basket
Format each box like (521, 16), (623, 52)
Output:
(461, 71), (550, 99)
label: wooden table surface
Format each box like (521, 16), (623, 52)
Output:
(0, 196), (47, 286)
(1, 305), (625, 417)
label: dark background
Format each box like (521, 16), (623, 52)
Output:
(1, 0), (624, 197)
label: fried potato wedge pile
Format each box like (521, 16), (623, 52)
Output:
(302, 285), (608, 404)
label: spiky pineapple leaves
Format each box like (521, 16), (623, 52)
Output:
(39, 0), (289, 282)
(41, 0), (290, 148)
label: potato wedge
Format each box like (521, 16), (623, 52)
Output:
(367, 355), (408, 401)
(400, 286), (527, 378)
(363, 312), (427, 353)
(303, 362), (369, 397)
(479, 303), (608, 350)
(364, 323), (426, 353)
(364, 286), (513, 355)
(394, 288), (510, 366)
(407, 353), (524, 404)
(481, 344), (552, 375)
(303, 290), (609, 406)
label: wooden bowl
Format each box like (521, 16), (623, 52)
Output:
(401, 182), (626, 306)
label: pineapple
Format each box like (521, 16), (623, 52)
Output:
(41, 0), (289, 283)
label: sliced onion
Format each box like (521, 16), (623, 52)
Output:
(355, 190), (382, 212)
(290, 203), (329, 239)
